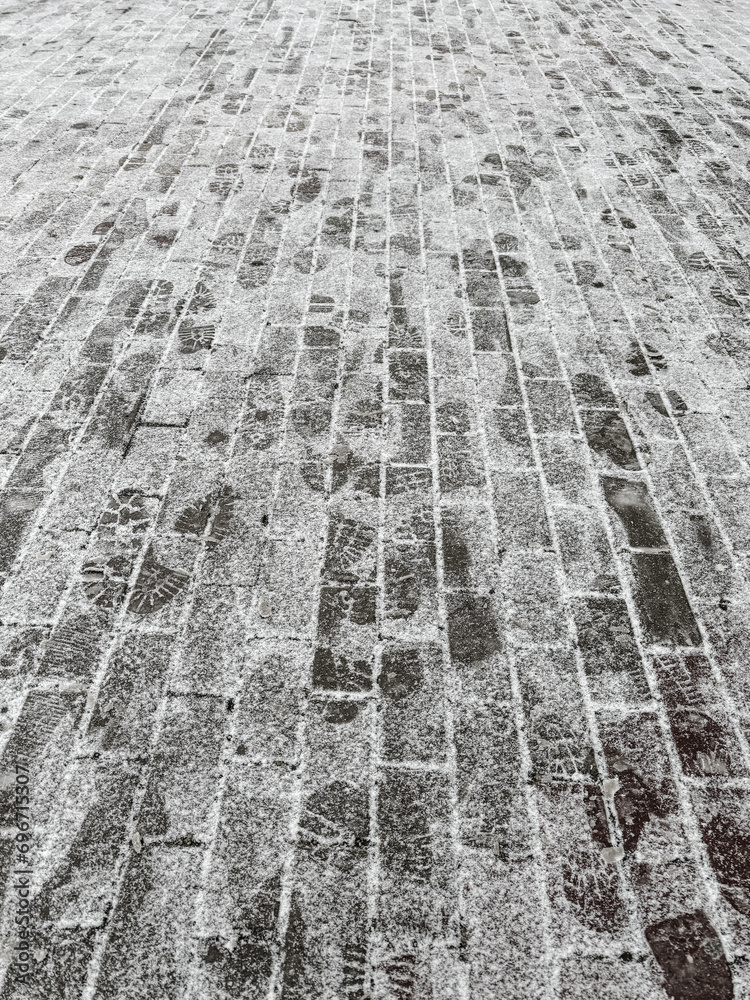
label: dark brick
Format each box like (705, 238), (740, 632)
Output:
(601, 477), (667, 548)
(629, 553), (701, 647)
(645, 910), (733, 1000)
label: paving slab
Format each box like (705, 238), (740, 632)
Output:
(0, 0), (749, 996)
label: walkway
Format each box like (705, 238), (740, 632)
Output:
(1, 0), (750, 997)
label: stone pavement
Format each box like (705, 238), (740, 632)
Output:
(0, 0), (750, 996)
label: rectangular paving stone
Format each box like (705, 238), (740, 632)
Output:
(627, 552), (702, 648)
(138, 694), (225, 844)
(93, 845), (203, 1000)
(2, 0), (750, 996)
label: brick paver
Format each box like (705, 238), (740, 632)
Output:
(0, 0), (750, 996)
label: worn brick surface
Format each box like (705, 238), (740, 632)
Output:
(0, 0), (750, 996)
